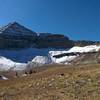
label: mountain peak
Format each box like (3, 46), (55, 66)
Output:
(12, 21), (19, 24)
(8, 21), (20, 26)
(0, 22), (37, 36)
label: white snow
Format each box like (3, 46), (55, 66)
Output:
(0, 75), (8, 80)
(32, 56), (52, 65)
(49, 45), (100, 57)
(13, 63), (26, 71)
(51, 55), (77, 64)
(49, 50), (67, 57)
(0, 56), (26, 71)
(0, 48), (62, 63)
(0, 45), (100, 71)
(49, 45), (100, 64)
(67, 45), (100, 53)
(0, 48), (63, 71)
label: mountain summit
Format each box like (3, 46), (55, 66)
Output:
(0, 22), (38, 48)
(0, 22), (37, 37)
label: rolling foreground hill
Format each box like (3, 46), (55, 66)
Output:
(0, 63), (100, 100)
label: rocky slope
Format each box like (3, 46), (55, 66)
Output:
(71, 52), (100, 65)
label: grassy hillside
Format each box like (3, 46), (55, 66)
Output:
(0, 64), (100, 100)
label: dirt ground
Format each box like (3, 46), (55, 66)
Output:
(0, 64), (100, 100)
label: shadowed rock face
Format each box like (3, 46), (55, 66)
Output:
(0, 22), (38, 49)
(36, 33), (74, 48)
(0, 22), (74, 49)
(0, 22), (37, 36)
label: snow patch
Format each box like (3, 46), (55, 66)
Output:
(0, 75), (8, 80)
(68, 45), (100, 53)
(50, 54), (78, 64)
(0, 56), (26, 71)
(49, 45), (100, 64)
(32, 56), (52, 65)
(49, 45), (100, 57)
(0, 48), (63, 63)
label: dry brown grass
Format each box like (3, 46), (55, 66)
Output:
(0, 64), (100, 100)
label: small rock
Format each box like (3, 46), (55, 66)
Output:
(28, 84), (33, 87)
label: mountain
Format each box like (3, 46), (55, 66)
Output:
(0, 22), (38, 49)
(0, 22), (37, 37)
(36, 33), (74, 48)
(0, 22), (74, 49)
(0, 22), (100, 49)
(74, 40), (100, 46)
(0, 23), (100, 100)
(0, 22), (100, 72)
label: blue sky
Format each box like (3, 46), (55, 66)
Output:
(0, 0), (100, 41)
